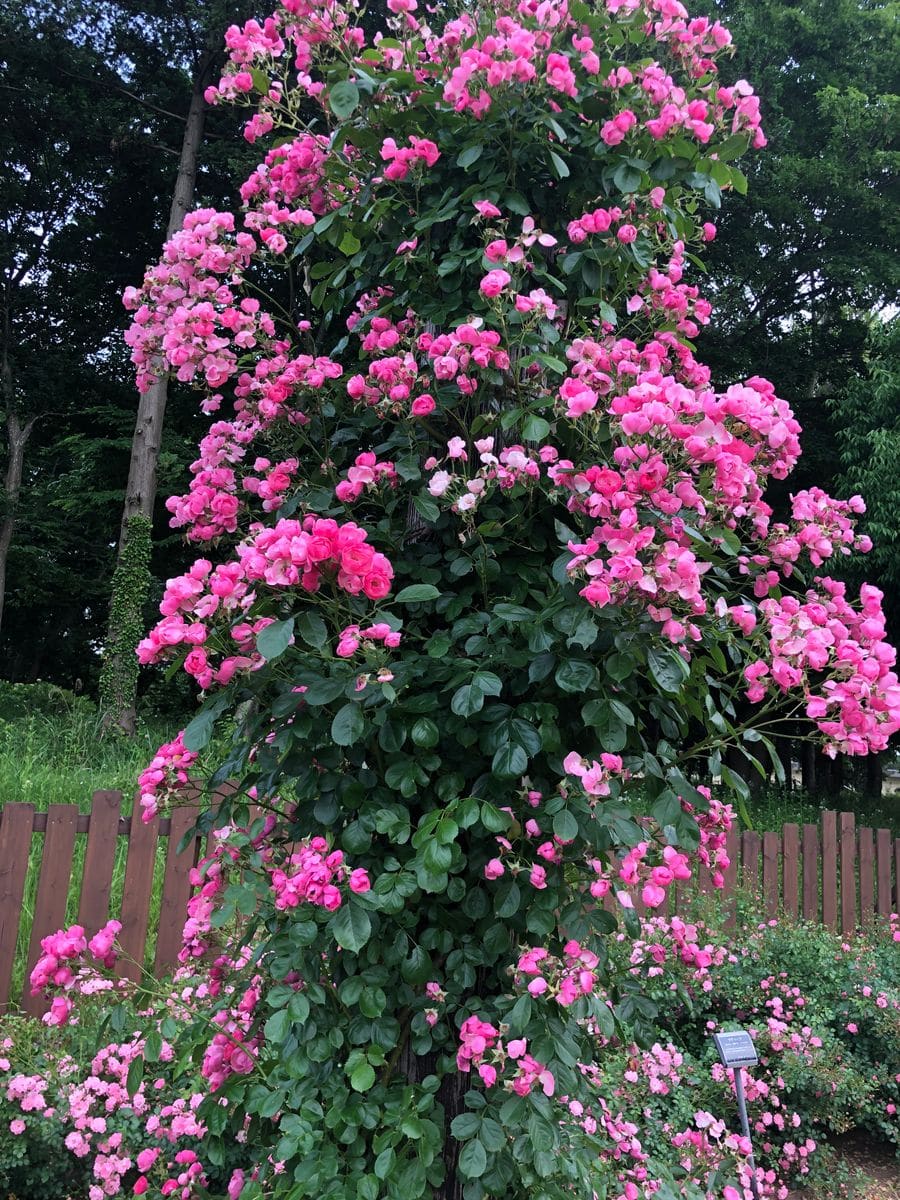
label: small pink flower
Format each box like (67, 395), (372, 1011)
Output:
(479, 269), (511, 298)
(411, 394), (435, 416)
(474, 200), (501, 218)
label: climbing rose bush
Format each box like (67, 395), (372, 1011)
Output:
(101, 0), (900, 1196)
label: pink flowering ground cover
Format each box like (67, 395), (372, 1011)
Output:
(10, 0), (900, 1195)
(1, 905), (897, 1199)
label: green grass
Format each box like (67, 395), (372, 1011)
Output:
(0, 682), (183, 1009)
(746, 783), (900, 838)
(0, 682), (174, 813)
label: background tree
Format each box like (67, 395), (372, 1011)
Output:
(702, 0), (899, 489)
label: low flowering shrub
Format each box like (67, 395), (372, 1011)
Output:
(5, 907), (897, 1199)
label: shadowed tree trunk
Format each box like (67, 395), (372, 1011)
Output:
(0, 407), (37, 638)
(101, 48), (215, 734)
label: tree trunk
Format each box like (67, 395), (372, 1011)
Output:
(0, 402), (37, 639)
(101, 51), (214, 733)
(864, 751), (883, 798)
(800, 742), (817, 794)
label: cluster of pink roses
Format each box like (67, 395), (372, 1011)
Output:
(29, 920), (123, 1025)
(334, 452), (398, 503)
(123, 209), (270, 394)
(427, 436), (542, 515)
(137, 732), (201, 822)
(379, 135), (440, 181)
(270, 837), (371, 911)
(456, 1016), (556, 1096)
(137, 516), (394, 688)
(745, 579), (900, 755)
(335, 621), (401, 658)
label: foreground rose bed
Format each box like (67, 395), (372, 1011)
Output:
(2, 909), (897, 1198)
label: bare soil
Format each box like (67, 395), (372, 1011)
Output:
(789, 1133), (899, 1199)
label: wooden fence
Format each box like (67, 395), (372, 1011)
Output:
(0, 791), (206, 1016)
(0, 797), (898, 1016)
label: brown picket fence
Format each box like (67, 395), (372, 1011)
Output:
(0, 797), (898, 1016)
(0, 791), (207, 1017)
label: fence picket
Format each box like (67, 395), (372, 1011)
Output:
(154, 805), (201, 975)
(77, 791), (122, 936)
(23, 805), (79, 1017)
(742, 831), (761, 894)
(0, 804), (35, 1013)
(858, 827), (874, 928)
(801, 823), (819, 922)
(822, 811), (838, 931)
(840, 812), (857, 935)
(876, 829), (892, 918)
(782, 824), (799, 919)
(762, 832), (779, 918)
(117, 807), (161, 984)
(722, 827), (740, 929)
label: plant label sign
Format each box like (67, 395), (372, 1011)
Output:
(713, 1029), (758, 1069)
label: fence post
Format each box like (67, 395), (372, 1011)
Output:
(0, 805), (35, 1014)
(822, 811), (838, 931)
(22, 805), (80, 1016)
(782, 824), (799, 919)
(77, 791), (123, 937)
(801, 823), (819, 922)
(840, 811), (857, 935)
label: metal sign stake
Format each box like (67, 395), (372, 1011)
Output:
(712, 1029), (761, 1200)
(733, 1066), (761, 1200)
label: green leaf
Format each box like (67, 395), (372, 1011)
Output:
(374, 1147), (396, 1180)
(451, 683), (484, 717)
(249, 67), (270, 94)
(329, 79), (360, 119)
(143, 1030), (162, 1063)
(451, 1113), (481, 1139)
(264, 1009), (291, 1043)
(553, 809), (579, 841)
(612, 162), (641, 193)
(257, 618), (295, 661)
(493, 603), (535, 622)
(349, 1062), (376, 1091)
(521, 414), (551, 441)
(339, 231), (361, 256)
(181, 692), (229, 752)
(554, 659), (598, 693)
(548, 150), (570, 179)
(458, 1138), (488, 1178)
(647, 646), (690, 694)
(126, 1055), (143, 1098)
(413, 494), (440, 523)
(301, 675), (348, 705)
(297, 612), (328, 649)
(395, 584), (441, 603)
(331, 904), (372, 953)
(492, 742), (528, 778)
(332, 702), (365, 747)
(457, 145), (483, 168)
